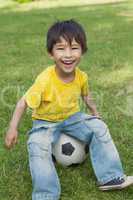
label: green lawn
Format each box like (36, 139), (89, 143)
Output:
(0, 0), (133, 200)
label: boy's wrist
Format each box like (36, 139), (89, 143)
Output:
(9, 124), (18, 131)
(91, 111), (101, 118)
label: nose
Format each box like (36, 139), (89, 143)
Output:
(64, 47), (72, 58)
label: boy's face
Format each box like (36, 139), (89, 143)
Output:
(50, 37), (82, 74)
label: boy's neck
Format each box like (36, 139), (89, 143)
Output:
(55, 66), (76, 83)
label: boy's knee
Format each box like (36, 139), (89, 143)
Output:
(27, 132), (53, 156)
(27, 142), (51, 160)
(95, 119), (108, 130)
(91, 119), (111, 143)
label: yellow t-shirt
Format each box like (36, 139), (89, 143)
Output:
(24, 65), (89, 122)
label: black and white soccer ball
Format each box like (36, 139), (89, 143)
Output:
(52, 133), (89, 167)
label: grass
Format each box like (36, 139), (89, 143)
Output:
(0, 0), (133, 199)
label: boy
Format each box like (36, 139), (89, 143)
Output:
(5, 20), (133, 200)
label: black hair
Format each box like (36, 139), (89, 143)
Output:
(46, 19), (88, 54)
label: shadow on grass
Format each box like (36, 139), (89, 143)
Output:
(0, 0), (128, 12)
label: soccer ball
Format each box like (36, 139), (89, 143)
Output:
(52, 133), (89, 167)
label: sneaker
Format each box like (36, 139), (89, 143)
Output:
(99, 176), (133, 191)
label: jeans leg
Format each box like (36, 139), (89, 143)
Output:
(84, 118), (124, 184)
(27, 128), (61, 200)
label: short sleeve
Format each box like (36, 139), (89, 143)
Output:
(23, 77), (44, 109)
(81, 73), (89, 96)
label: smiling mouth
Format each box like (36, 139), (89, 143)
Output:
(61, 60), (76, 66)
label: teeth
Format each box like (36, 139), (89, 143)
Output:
(62, 60), (74, 64)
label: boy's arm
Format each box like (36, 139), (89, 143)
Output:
(82, 93), (101, 118)
(5, 97), (27, 149)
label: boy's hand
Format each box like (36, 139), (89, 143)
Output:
(5, 128), (18, 149)
(83, 94), (102, 119)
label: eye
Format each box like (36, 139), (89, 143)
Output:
(56, 48), (64, 50)
(72, 47), (79, 50)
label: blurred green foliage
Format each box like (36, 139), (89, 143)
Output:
(14, 0), (33, 3)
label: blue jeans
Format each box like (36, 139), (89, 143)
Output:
(27, 112), (124, 200)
